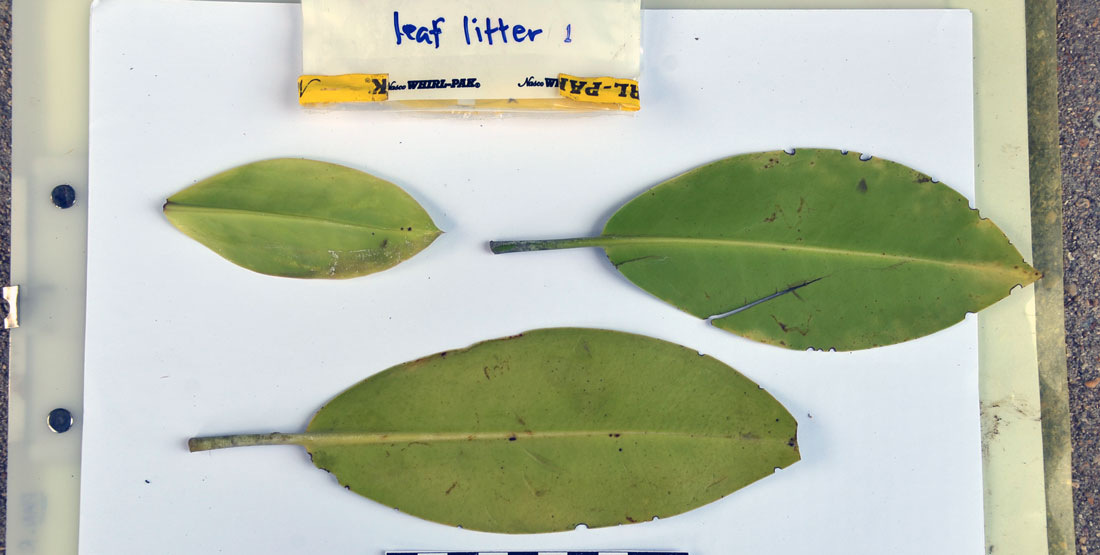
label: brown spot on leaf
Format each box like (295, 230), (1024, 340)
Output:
(771, 314), (811, 336)
(445, 481), (458, 495)
(857, 178), (868, 193)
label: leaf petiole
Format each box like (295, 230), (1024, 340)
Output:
(489, 237), (606, 254)
(188, 433), (307, 452)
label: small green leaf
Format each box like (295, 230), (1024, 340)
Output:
(189, 328), (799, 533)
(491, 149), (1041, 350)
(164, 158), (441, 279)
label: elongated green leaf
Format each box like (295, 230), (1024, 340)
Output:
(491, 150), (1041, 350)
(164, 158), (441, 278)
(189, 328), (799, 533)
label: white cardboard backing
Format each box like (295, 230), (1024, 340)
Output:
(85, 1), (980, 553)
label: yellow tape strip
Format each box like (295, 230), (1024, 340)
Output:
(298, 74), (389, 105)
(556, 73), (640, 111)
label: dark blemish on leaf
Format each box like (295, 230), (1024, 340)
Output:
(445, 481), (458, 495)
(613, 254), (666, 268)
(915, 175), (933, 183)
(857, 179), (868, 193)
(509, 435), (517, 441)
(770, 312), (814, 334)
(740, 432), (759, 440)
(788, 437), (798, 448)
(380, 238), (389, 249)
(763, 210), (778, 223)
(440, 351), (448, 358)
(625, 516), (637, 523)
(483, 366), (491, 380)
(618, 448), (623, 452)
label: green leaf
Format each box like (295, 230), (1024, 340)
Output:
(491, 149), (1041, 350)
(164, 158), (441, 279)
(189, 328), (799, 533)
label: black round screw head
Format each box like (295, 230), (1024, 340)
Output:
(51, 184), (76, 209)
(48, 408), (74, 433)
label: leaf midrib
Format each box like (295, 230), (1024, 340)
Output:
(589, 235), (1031, 278)
(165, 202), (437, 235)
(297, 429), (772, 447)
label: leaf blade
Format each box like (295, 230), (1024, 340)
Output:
(164, 158), (441, 278)
(306, 328), (798, 533)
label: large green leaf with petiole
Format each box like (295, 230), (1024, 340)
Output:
(189, 328), (799, 533)
(491, 149), (1041, 351)
(164, 158), (441, 278)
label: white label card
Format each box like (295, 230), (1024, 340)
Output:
(301, 0), (642, 101)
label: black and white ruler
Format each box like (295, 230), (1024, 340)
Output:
(388, 552), (688, 555)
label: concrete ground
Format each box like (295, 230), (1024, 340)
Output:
(0, 0), (1097, 552)
(1058, 0), (1100, 550)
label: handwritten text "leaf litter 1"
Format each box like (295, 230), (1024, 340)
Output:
(393, 11), (545, 49)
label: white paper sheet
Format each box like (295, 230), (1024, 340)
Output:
(84, 1), (980, 553)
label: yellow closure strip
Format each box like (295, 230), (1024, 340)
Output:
(298, 74), (389, 105)
(557, 73), (640, 111)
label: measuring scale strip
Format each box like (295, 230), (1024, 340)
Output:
(388, 552), (689, 555)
